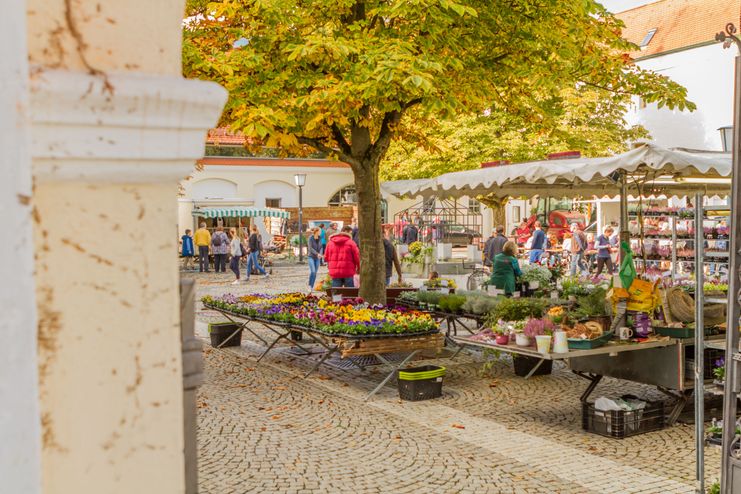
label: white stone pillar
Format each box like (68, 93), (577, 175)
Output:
(0, 1), (41, 492)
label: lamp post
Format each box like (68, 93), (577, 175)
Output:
(719, 125), (734, 152)
(294, 173), (306, 263)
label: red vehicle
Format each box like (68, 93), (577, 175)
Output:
(546, 210), (586, 240)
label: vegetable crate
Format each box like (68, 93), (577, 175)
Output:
(582, 399), (665, 439)
(397, 365), (445, 401)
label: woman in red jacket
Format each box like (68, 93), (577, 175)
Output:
(324, 226), (360, 287)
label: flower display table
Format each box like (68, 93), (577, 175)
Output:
(202, 294), (445, 400)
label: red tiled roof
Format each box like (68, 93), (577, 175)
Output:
(199, 157), (350, 168)
(206, 128), (248, 146)
(617, 0), (741, 59)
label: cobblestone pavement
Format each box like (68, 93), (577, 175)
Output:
(189, 263), (721, 493)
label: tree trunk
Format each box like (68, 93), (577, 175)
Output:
(354, 162), (386, 305)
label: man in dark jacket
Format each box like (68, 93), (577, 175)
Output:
(245, 226), (269, 280)
(324, 226), (360, 287)
(483, 226), (507, 266)
(401, 222), (419, 245)
(383, 230), (403, 286)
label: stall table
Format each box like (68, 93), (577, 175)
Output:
(451, 335), (697, 425)
(206, 305), (444, 400)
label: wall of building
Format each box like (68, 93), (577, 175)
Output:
(627, 43), (736, 150)
(20, 0), (226, 492)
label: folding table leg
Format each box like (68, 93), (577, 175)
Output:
(303, 347), (338, 379)
(523, 358), (545, 379)
(256, 331), (290, 362)
(365, 350), (420, 401)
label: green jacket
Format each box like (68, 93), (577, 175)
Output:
(489, 253), (522, 295)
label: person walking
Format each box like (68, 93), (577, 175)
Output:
(383, 230), (403, 286)
(483, 226), (508, 266)
(529, 221), (546, 263)
(228, 228), (244, 284)
(325, 222), (338, 240)
(351, 218), (360, 245)
(245, 225), (269, 280)
(569, 223), (588, 276)
(307, 227), (323, 290)
(324, 226), (360, 287)
(181, 229), (195, 271)
(594, 226), (615, 275)
(210, 226), (229, 273)
(401, 221), (419, 245)
(319, 224), (327, 265)
(488, 241), (522, 296)
(194, 222), (211, 272)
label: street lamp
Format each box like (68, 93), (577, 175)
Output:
(294, 173), (306, 263)
(719, 125), (733, 152)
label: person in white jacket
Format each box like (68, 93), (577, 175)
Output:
(229, 228), (244, 284)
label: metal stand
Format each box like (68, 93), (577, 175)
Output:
(694, 192), (705, 493)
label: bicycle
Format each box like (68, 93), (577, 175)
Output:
(462, 259), (490, 291)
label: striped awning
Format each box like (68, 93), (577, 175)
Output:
(191, 207), (290, 219)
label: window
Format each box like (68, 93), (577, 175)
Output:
(328, 185), (356, 206)
(638, 97), (647, 110)
(640, 28), (657, 48)
(512, 207), (521, 224)
(265, 198), (281, 208)
(468, 198), (481, 214)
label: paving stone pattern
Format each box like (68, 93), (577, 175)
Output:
(190, 263), (720, 493)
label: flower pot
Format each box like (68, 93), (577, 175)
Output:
(209, 322), (242, 348)
(535, 335), (552, 354)
(495, 334), (510, 345)
(512, 356), (553, 377)
(515, 333), (531, 347)
(552, 331), (569, 353)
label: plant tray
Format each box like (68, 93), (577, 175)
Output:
(568, 331), (614, 350)
(654, 326), (719, 339)
(582, 398), (665, 439)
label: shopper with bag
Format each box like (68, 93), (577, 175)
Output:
(210, 226), (229, 273)
(569, 223), (588, 276)
(228, 228), (244, 284)
(307, 227), (323, 290)
(324, 226), (360, 288)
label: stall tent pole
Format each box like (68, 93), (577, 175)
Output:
(694, 192), (705, 494)
(619, 172), (629, 263)
(721, 24), (741, 493)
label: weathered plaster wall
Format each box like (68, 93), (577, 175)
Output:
(26, 0), (184, 75)
(24, 1), (226, 492)
(34, 183), (185, 492)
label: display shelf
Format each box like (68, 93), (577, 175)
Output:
(706, 297), (729, 304)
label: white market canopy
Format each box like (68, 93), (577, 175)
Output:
(381, 144), (732, 200)
(191, 206), (290, 219)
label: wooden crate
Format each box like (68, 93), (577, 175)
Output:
(336, 333), (444, 358)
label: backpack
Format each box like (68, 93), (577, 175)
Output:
(212, 233), (223, 247)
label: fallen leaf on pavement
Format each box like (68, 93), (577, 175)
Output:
(451, 424), (465, 429)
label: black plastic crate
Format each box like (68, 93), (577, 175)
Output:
(582, 398), (665, 439)
(209, 323), (242, 348)
(685, 347), (725, 380)
(397, 365), (444, 401)
(513, 356), (553, 377)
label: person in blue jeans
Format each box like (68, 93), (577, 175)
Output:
(245, 225), (269, 280)
(307, 227), (323, 290)
(529, 221), (546, 263)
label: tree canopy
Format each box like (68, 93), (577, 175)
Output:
(183, 0), (693, 303)
(381, 87), (652, 180)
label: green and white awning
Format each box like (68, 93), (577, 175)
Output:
(191, 207), (290, 219)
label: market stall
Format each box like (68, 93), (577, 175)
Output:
(382, 143), (733, 437)
(201, 293), (444, 400)
(192, 206), (290, 249)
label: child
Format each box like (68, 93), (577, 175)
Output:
(181, 229), (194, 271)
(428, 271), (440, 281)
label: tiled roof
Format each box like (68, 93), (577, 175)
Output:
(199, 157), (351, 168)
(617, 0), (741, 59)
(206, 127), (248, 146)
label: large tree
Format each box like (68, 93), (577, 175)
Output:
(183, 0), (693, 304)
(381, 87), (651, 181)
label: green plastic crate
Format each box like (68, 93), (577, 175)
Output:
(568, 331), (614, 350)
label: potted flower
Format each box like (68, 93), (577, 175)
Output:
(714, 357), (726, 386)
(492, 322), (510, 346)
(547, 305), (566, 325)
(520, 264), (553, 296)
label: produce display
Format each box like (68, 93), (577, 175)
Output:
(202, 293), (438, 336)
